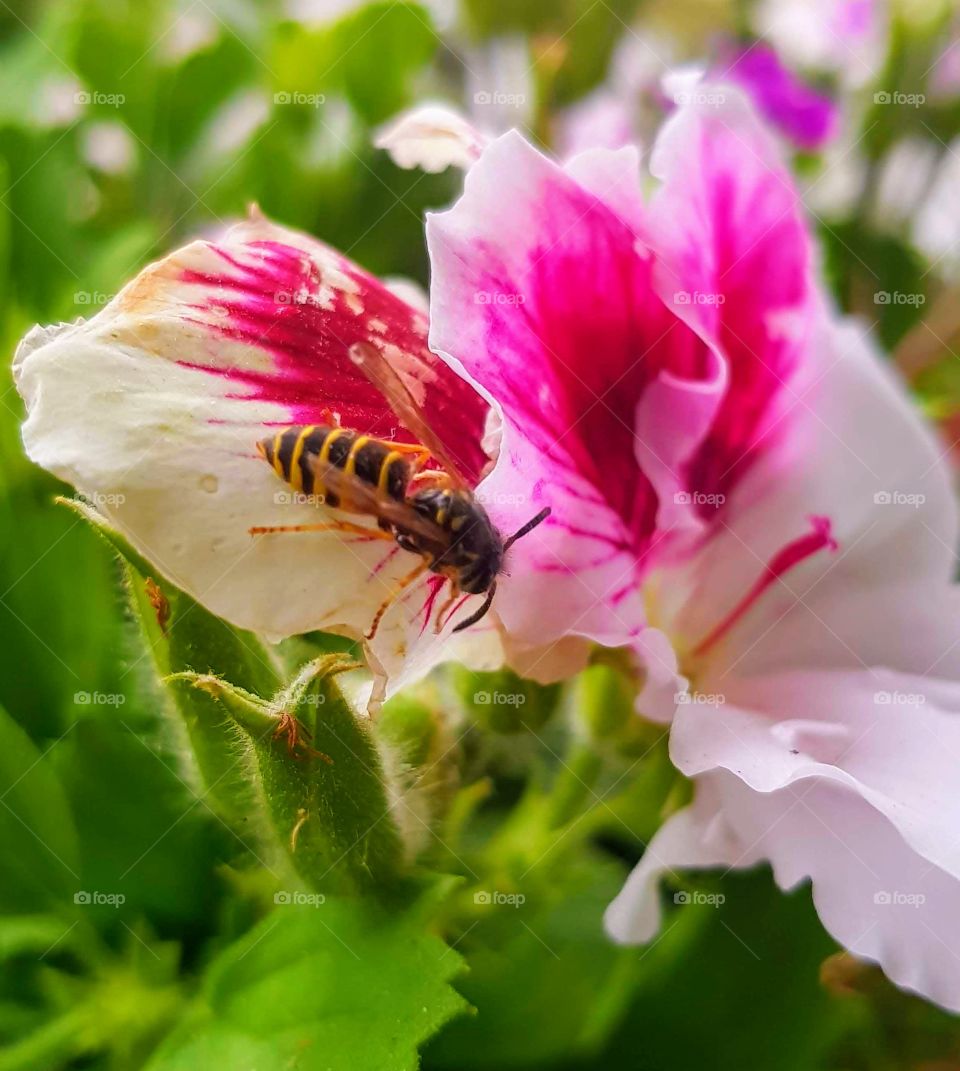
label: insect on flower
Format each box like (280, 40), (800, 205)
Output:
(251, 341), (550, 640)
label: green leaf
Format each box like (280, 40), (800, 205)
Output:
(146, 895), (469, 1071)
(581, 869), (855, 1071)
(820, 221), (929, 350)
(272, 3), (437, 124)
(54, 718), (233, 929)
(64, 0), (162, 140)
(454, 667), (562, 735)
(0, 482), (129, 738)
(0, 703), (79, 914)
(426, 850), (639, 1069)
(0, 30), (78, 131)
(0, 916), (79, 961)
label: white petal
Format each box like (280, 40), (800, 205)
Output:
(374, 104), (487, 173)
(717, 770), (960, 1012)
(14, 217), (495, 695)
(605, 787), (751, 943)
(667, 669), (960, 1010)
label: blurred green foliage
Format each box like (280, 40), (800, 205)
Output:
(1, 0), (959, 1068)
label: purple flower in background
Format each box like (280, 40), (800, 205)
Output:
(716, 40), (840, 151)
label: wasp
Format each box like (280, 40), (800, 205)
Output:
(250, 341), (550, 639)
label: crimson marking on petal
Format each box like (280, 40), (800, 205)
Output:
(371, 545), (402, 577)
(610, 581), (637, 606)
(443, 595), (471, 631)
(555, 522), (632, 552)
(535, 548), (626, 574)
(177, 239), (489, 483)
(549, 477), (607, 508)
(461, 204), (705, 564)
(417, 576), (447, 635)
(692, 515), (837, 657)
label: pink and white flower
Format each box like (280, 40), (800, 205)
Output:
(426, 89), (960, 1010)
(13, 211), (501, 698)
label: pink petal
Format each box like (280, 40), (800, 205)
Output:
(557, 90), (636, 158)
(605, 785), (747, 943)
(649, 89), (815, 509)
(426, 131), (718, 650)
(665, 319), (958, 671)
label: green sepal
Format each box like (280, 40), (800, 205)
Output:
(57, 497), (280, 820)
(378, 692), (439, 768)
(573, 662), (635, 740)
(176, 656), (407, 894)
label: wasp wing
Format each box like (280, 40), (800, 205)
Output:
(309, 456), (450, 550)
(348, 341), (470, 490)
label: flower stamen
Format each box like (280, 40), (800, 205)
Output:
(691, 515), (837, 657)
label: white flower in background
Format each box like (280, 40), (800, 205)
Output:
(81, 122), (137, 176)
(756, 0), (890, 87)
(911, 139), (960, 280)
(375, 104), (489, 172)
(376, 36), (536, 173)
(159, 5), (219, 63)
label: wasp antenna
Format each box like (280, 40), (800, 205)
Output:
(452, 581), (497, 633)
(503, 507), (551, 551)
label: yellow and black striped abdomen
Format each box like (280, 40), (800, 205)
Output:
(257, 425), (410, 511)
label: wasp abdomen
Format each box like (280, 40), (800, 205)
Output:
(257, 425), (410, 511)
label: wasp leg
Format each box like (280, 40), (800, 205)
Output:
(434, 579), (462, 634)
(385, 441), (432, 458)
(408, 468), (456, 491)
(365, 560), (430, 641)
(382, 441), (434, 475)
(249, 520), (395, 540)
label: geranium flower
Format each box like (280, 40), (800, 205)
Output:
(13, 211), (503, 697)
(425, 91), (960, 1009)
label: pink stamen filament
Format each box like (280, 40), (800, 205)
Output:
(691, 515), (838, 658)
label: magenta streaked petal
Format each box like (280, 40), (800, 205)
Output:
(427, 131), (717, 649)
(154, 218), (489, 483)
(633, 360), (727, 534)
(563, 144), (646, 231)
(661, 319), (958, 677)
(650, 89), (815, 510)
